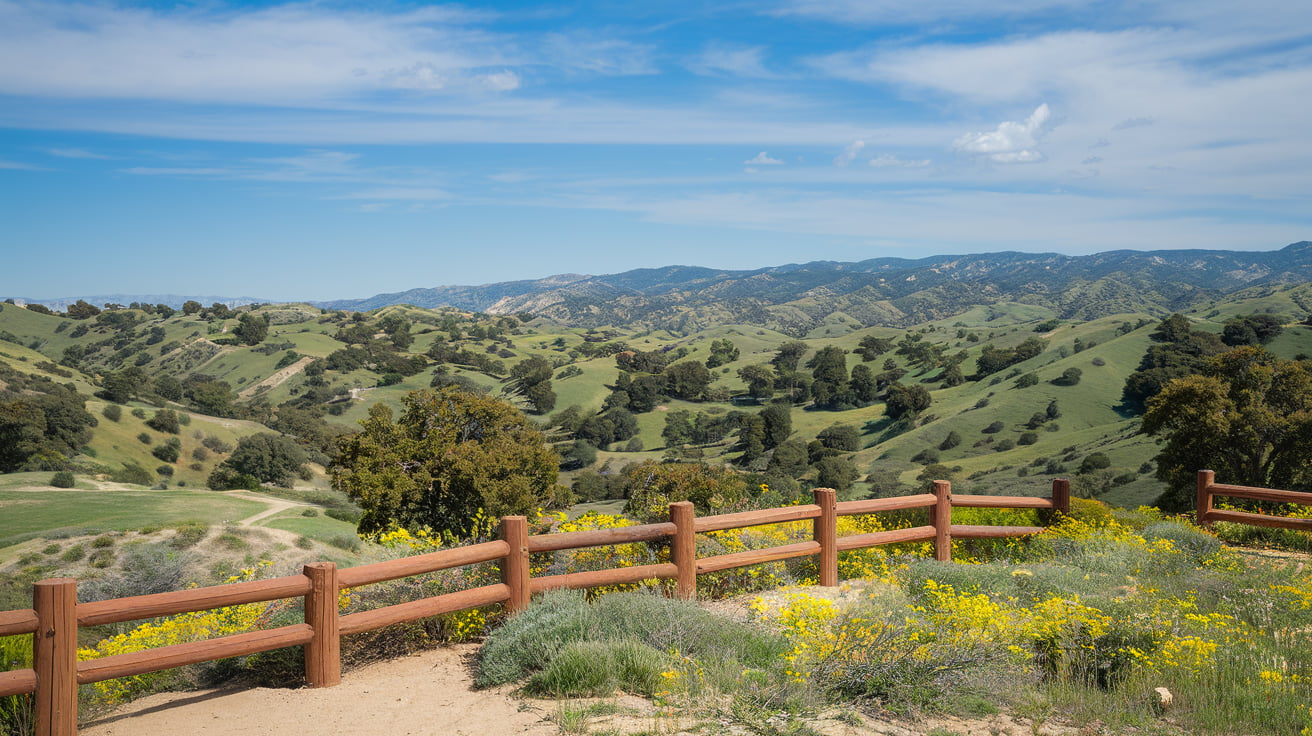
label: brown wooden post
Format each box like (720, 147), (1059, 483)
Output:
(932, 480), (952, 562)
(33, 579), (77, 736)
(670, 502), (696, 600)
(1197, 470), (1215, 527)
(500, 516), (530, 613)
(1041, 478), (1071, 525)
(813, 488), (838, 587)
(303, 562), (341, 688)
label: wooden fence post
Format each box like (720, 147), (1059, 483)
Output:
(813, 488), (838, 587)
(500, 516), (530, 613)
(932, 480), (952, 562)
(1040, 478), (1071, 525)
(33, 578), (77, 736)
(1052, 478), (1071, 516)
(1197, 470), (1215, 527)
(670, 502), (696, 599)
(303, 562), (341, 688)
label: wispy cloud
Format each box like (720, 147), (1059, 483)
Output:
(744, 151), (784, 165)
(869, 154), (930, 168)
(46, 148), (111, 159)
(833, 140), (864, 167)
(0, 3), (514, 105)
(690, 44), (773, 77)
(0, 158), (41, 170)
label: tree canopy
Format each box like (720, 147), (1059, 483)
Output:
(331, 388), (564, 539)
(1142, 347), (1312, 510)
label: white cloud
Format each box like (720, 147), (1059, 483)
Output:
(744, 151), (784, 165)
(0, 158), (40, 170)
(833, 140), (865, 167)
(480, 71), (521, 91)
(869, 154), (930, 168)
(953, 104), (1051, 163)
(0, 3), (513, 104)
(690, 44), (772, 77)
(1113, 116), (1155, 130)
(46, 148), (110, 159)
(337, 187), (449, 201)
(772, 0), (1088, 25)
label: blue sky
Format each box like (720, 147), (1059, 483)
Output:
(2, 0), (1310, 302)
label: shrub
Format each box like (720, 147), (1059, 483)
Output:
(151, 443), (179, 463)
(155, 464), (175, 477)
(911, 448), (940, 465)
(90, 535), (115, 549)
(526, 640), (666, 697)
(50, 471), (75, 488)
(102, 404), (122, 422)
(1016, 373), (1039, 388)
(1078, 453), (1111, 474)
(168, 522), (209, 549)
(1017, 432), (1038, 446)
(131, 408), (147, 419)
(146, 409), (180, 434)
(328, 535), (361, 552)
(137, 432), (153, 445)
(111, 462), (154, 486)
(939, 431), (961, 451)
(982, 421), (1004, 434)
(325, 508), (361, 524)
(61, 545), (85, 562)
(300, 508), (319, 517)
(201, 435), (233, 454)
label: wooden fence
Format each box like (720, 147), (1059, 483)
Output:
(1196, 470), (1312, 531)
(1, 478), (1070, 736)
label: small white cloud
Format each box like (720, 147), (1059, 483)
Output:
(744, 151), (784, 165)
(46, 148), (110, 159)
(869, 153), (930, 168)
(953, 103), (1051, 163)
(481, 70), (520, 91)
(833, 140), (865, 167)
(0, 159), (40, 170)
(1113, 116), (1154, 130)
(339, 187), (449, 201)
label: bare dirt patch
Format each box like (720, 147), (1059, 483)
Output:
(80, 644), (558, 736)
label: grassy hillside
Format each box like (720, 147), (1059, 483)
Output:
(4, 284), (1312, 545)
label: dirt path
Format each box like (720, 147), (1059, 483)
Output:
(224, 491), (306, 527)
(80, 645), (558, 736)
(237, 356), (315, 399)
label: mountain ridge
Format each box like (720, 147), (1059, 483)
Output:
(315, 242), (1312, 332)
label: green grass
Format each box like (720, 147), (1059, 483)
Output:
(0, 489), (264, 549)
(257, 508), (359, 542)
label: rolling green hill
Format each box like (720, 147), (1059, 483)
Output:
(4, 270), (1312, 544)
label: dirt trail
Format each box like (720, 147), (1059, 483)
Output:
(80, 645), (558, 736)
(237, 356), (315, 399)
(225, 491), (306, 527)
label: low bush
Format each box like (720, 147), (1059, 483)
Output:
(50, 470), (75, 488)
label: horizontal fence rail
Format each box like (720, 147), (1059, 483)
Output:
(5, 478), (1072, 736)
(1197, 470), (1312, 532)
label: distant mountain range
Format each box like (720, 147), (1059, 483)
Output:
(12, 242), (1312, 334)
(6, 294), (265, 311)
(315, 242), (1312, 333)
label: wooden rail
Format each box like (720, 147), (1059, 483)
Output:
(1196, 470), (1312, 532)
(3, 479), (1070, 736)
